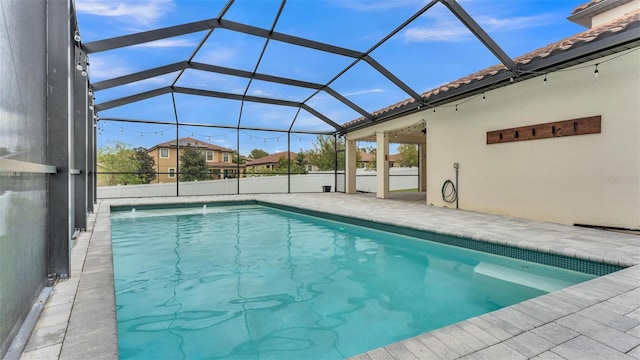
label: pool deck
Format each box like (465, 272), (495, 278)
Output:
(18, 193), (640, 360)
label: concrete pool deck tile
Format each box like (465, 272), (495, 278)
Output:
(364, 347), (396, 360)
(431, 325), (486, 357)
(529, 322), (580, 345)
(455, 321), (501, 347)
(579, 304), (640, 332)
(503, 327), (570, 359)
(466, 316), (513, 342)
(19, 343), (62, 360)
(509, 299), (565, 324)
(401, 338), (442, 359)
(530, 351), (566, 360)
(415, 333), (462, 360)
(629, 346), (640, 360)
(459, 343), (528, 360)
(628, 325), (640, 338)
(490, 307), (543, 333)
(17, 194), (640, 359)
(550, 335), (635, 360)
(32, 302), (72, 330)
(382, 342), (420, 360)
(555, 313), (640, 353)
(22, 323), (67, 353)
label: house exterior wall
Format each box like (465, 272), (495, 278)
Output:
(346, 52), (639, 228)
(593, 0), (640, 27)
(424, 54), (639, 228)
(150, 147), (235, 183)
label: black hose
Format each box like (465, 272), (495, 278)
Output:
(441, 179), (457, 203)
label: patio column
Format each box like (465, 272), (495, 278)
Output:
(419, 142), (427, 192)
(345, 138), (357, 194)
(376, 131), (389, 199)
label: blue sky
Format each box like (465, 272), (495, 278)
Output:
(76, 0), (587, 155)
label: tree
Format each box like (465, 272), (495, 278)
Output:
(294, 150), (309, 172)
(133, 147), (156, 183)
(309, 135), (344, 171)
(179, 144), (209, 181)
(97, 142), (144, 185)
(232, 150), (246, 164)
(359, 146), (376, 169)
(249, 148), (268, 159)
(276, 154), (307, 174)
(397, 144), (418, 167)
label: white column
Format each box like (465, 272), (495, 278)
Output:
(345, 138), (357, 194)
(376, 131), (389, 199)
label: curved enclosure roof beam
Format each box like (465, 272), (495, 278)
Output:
(85, 0), (518, 135)
(95, 86), (344, 132)
(91, 61), (373, 123)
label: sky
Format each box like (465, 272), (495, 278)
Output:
(76, 0), (587, 155)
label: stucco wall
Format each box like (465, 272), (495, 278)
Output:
(425, 53), (639, 228)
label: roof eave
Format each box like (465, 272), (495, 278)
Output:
(343, 25), (640, 134)
(569, 0), (635, 28)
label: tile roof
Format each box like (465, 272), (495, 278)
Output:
(572, 0), (607, 15)
(343, 8), (640, 129)
(246, 151), (297, 166)
(149, 137), (234, 152)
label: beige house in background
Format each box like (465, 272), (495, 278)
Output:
(147, 137), (242, 182)
(358, 151), (402, 169)
(246, 151), (302, 173)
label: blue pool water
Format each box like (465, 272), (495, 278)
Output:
(110, 204), (595, 359)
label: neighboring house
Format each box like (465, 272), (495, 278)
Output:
(358, 151), (400, 169)
(147, 137), (241, 182)
(246, 151), (299, 173)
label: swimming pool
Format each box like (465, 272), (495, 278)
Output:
(111, 203), (597, 359)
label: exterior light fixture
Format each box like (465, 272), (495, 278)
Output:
(74, 32), (81, 43)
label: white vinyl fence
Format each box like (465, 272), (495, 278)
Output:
(97, 168), (419, 198)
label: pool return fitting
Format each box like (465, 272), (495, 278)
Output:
(442, 163), (459, 209)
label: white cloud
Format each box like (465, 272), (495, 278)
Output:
(400, 4), (556, 43)
(251, 89), (273, 98)
(75, 0), (174, 27)
(332, 0), (423, 12)
(132, 39), (196, 49)
(479, 14), (555, 31)
(402, 26), (470, 42)
(199, 48), (238, 66)
(344, 88), (385, 97)
(87, 55), (132, 80)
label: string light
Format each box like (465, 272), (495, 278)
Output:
(482, 92), (486, 101)
(455, 105), (458, 112)
(594, 64), (599, 78)
(543, 73), (547, 84)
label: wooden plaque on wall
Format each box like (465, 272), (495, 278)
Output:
(487, 116), (601, 145)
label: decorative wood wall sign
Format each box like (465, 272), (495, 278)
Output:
(487, 116), (601, 145)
